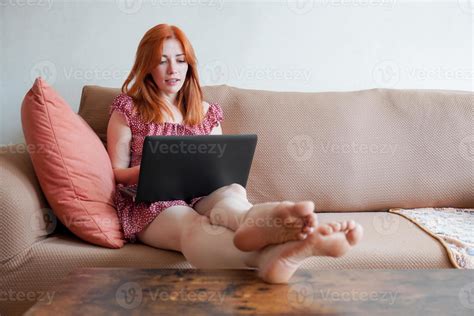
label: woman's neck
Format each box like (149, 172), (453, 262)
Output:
(161, 92), (178, 108)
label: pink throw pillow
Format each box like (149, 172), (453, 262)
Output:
(21, 77), (124, 248)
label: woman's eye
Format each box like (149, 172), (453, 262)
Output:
(160, 60), (185, 64)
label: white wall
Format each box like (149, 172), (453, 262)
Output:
(1, 0), (472, 145)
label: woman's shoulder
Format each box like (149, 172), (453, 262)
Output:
(109, 93), (134, 116)
(203, 101), (223, 115)
(202, 101), (223, 125)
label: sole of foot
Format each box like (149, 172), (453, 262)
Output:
(257, 220), (364, 284)
(234, 200), (317, 252)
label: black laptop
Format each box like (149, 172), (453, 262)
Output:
(119, 134), (257, 203)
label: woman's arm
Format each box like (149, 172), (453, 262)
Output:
(210, 122), (223, 135)
(107, 111), (140, 185)
(203, 101), (223, 136)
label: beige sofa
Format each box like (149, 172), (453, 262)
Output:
(1, 85), (472, 315)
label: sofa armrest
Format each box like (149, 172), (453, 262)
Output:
(0, 144), (54, 263)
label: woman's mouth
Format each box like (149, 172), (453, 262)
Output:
(165, 79), (180, 86)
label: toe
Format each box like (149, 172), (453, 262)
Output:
(298, 232), (308, 240)
(328, 222), (341, 232)
(347, 220), (356, 230)
(306, 213), (318, 227)
(339, 221), (348, 231)
(347, 224), (363, 245)
(317, 224), (333, 235)
(293, 201), (315, 217)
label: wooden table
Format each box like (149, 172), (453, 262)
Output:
(25, 268), (474, 315)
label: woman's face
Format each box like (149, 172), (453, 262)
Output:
(151, 38), (188, 98)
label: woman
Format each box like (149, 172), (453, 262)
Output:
(107, 24), (363, 283)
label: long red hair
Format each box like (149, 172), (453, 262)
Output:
(122, 24), (204, 125)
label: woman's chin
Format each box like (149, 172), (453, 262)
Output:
(162, 86), (182, 94)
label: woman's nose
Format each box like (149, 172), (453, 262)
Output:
(167, 61), (177, 74)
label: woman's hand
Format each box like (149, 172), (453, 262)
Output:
(112, 165), (141, 186)
(133, 165), (141, 185)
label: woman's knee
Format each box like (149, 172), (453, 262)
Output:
(180, 214), (209, 246)
(137, 205), (197, 251)
(222, 183), (247, 198)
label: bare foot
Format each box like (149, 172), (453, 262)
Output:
(254, 218), (364, 284)
(233, 201), (316, 252)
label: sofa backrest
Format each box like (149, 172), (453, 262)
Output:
(79, 85), (473, 211)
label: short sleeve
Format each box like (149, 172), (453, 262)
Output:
(207, 103), (224, 127)
(109, 93), (133, 126)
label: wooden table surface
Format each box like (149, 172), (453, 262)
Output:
(25, 268), (474, 315)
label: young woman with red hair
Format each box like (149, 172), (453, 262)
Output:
(107, 24), (363, 283)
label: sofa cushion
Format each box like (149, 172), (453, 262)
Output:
(20, 77), (124, 249)
(78, 85), (473, 212)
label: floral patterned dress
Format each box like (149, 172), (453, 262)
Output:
(109, 93), (224, 243)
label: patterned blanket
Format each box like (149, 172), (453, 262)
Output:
(389, 208), (474, 269)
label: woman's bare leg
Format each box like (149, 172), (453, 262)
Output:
(137, 205), (364, 283)
(192, 183), (252, 229)
(193, 183), (316, 251)
(137, 205), (257, 268)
